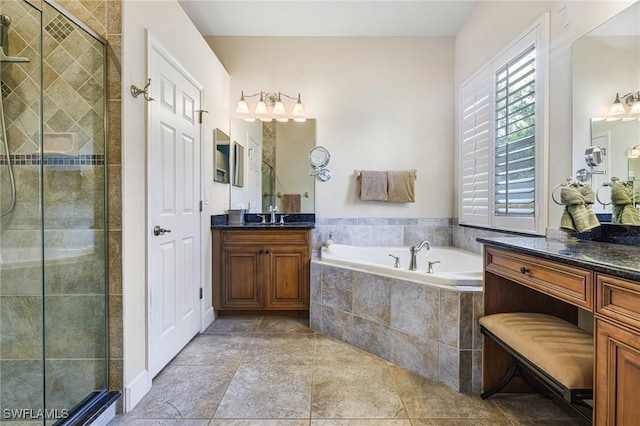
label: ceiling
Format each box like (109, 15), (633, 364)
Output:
(178, 0), (479, 37)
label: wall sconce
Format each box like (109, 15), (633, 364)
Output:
(236, 91), (306, 123)
(628, 145), (640, 159)
(609, 91), (640, 115)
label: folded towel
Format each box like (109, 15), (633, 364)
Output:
(387, 170), (416, 203)
(559, 183), (600, 233)
(360, 170), (388, 201)
(611, 181), (640, 225)
(281, 194), (301, 213)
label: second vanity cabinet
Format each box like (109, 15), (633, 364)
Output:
(212, 228), (311, 313)
(480, 239), (640, 425)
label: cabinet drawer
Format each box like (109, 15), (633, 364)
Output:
(485, 247), (593, 310)
(596, 274), (640, 331)
(222, 230), (310, 245)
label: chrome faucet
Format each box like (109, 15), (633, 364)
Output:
(269, 205), (278, 223)
(409, 240), (431, 271)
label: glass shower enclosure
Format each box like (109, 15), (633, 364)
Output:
(0, 0), (109, 423)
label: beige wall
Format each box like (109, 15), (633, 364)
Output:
(207, 36), (455, 219)
(454, 1), (634, 231)
(122, 0), (230, 410)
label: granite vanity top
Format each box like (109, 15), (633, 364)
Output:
(477, 237), (640, 282)
(210, 213), (315, 230)
(211, 222), (315, 230)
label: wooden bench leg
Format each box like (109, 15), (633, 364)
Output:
(481, 359), (518, 399)
(481, 358), (552, 400)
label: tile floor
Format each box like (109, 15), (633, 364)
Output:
(109, 316), (588, 425)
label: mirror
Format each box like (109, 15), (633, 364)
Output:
(573, 2), (640, 219)
(214, 129), (230, 183)
(229, 119), (316, 213)
(232, 141), (245, 187)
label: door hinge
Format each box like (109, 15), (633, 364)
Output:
(199, 288), (203, 299)
(199, 200), (203, 212)
(196, 109), (209, 124)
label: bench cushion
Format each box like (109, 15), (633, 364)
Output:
(479, 312), (593, 390)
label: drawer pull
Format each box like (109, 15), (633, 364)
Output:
(520, 266), (529, 274)
(258, 248), (264, 254)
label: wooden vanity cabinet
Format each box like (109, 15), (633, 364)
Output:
(212, 229), (311, 313)
(594, 273), (640, 426)
(482, 245), (640, 425)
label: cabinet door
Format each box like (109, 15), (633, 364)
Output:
(265, 246), (309, 310)
(221, 246), (263, 309)
(595, 318), (640, 425)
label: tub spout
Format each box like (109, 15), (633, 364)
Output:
(409, 240), (431, 271)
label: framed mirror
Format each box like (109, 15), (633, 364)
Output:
(229, 119), (316, 213)
(214, 129), (230, 183)
(572, 2), (640, 219)
(232, 141), (245, 187)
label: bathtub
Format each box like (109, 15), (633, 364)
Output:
(320, 243), (483, 288)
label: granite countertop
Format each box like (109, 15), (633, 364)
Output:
(211, 222), (315, 230)
(477, 237), (640, 282)
(211, 213), (315, 230)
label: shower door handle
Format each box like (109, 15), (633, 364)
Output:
(153, 225), (172, 236)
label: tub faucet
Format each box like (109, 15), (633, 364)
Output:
(409, 240), (431, 271)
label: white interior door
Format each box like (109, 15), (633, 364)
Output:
(248, 135), (261, 213)
(147, 35), (202, 378)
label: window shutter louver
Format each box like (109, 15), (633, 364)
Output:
(460, 70), (492, 226)
(494, 46), (536, 216)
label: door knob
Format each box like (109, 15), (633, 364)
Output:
(153, 225), (172, 236)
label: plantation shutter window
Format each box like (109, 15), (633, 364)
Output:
(458, 15), (548, 234)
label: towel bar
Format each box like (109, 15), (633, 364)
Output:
(355, 169), (417, 179)
(277, 192), (309, 198)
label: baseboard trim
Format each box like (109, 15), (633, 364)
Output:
(124, 370), (151, 412)
(202, 305), (215, 331)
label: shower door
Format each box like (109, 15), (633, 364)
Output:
(0, 0), (108, 423)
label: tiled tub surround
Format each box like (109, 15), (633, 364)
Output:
(312, 218), (454, 258)
(308, 218), (519, 392)
(313, 217), (521, 258)
(309, 261), (483, 392)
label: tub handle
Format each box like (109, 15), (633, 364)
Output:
(427, 260), (441, 274)
(388, 254), (401, 268)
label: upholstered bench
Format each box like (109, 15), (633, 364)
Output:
(479, 312), (593, 418)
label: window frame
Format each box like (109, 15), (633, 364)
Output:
(458, 14), (549, 235)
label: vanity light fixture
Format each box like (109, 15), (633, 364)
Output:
(235, 91), (306, 123)
(609, 91), (640, 115)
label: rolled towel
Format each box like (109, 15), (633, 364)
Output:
(359, 170), (388, 201)
(611, 181), (640, 225)
(559, 183), (600, 233)
(387, 170), (416, 203)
